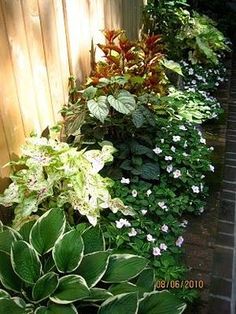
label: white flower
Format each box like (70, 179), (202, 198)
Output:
(200, 137), (206, 144)
(160, 139), (165, 143)
(209, 146), (214, 151)
(153, 147), (162, 155)
(191, 79), (197, 85)
(171, 146), (176, 152)
(161, 224), (169, 233)
(141, 209), (147, 215)
(191, 185), (200, 193)
(128, 228), (137, 237)
(201, 175), (205, 179)
(146, 189), (152, 197)
(188, 68), (194, 75)
(120, 177), (130, 184)
(183, 141), (188, 148)
(132, 189), (138, 197)
(115, 218), (131, 229)
(179, 125), (187, 131)
(158, 202), (167, 210)
(209, 165), (215, 172)
(147, 234), (156, 243)
(180, 219), (188, 228)
(166, 164), (173, 173)
(160, 243), (168, 251)
(183, 152), (188, 157)
(199, 207), (204, 213)
(173, 169), (181, 178)
(173, 136), (181, 142)
(165, 156), (172, 161)
(153, 247), (162, 256)
(176, 236), (184, 247)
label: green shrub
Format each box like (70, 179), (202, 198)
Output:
(0, 208), (186, 314)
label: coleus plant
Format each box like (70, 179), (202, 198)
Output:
(0, 137), (133, 229)
(0, 208), (187, 314)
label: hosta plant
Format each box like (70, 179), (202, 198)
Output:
(0, 137), (133, 229)
(0, 208), (187, 314)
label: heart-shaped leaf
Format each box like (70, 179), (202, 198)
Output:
(107, 91), (136, 114)
(87, 96), (109, 123)
(32, 272), (59, 302)
(102, 254), (148, 283)
(30, 208), (66, 255)
(11, 240), (41, 284)
(50, 275), (90, 304)
(76, 251), (110, 287)
(53, 230), (84, 273)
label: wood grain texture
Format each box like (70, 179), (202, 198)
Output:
(0, 0), (144, 190)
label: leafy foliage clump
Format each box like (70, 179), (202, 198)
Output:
(0, 208), (186, 314)
(0, 137), (132, 229)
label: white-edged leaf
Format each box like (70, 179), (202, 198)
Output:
(98, 292), (138, 314)
(53, 230), (84, 273)
(138, 290), (187, 314)
(82, 225), (105, 254)
(32, 272), (59, 302)
(102, 254), (148, 283)
(35, 304), (78, 314)
(30, 208), (66, 255)
(0, 298), (26, 314)
(0, 251), (22, 292)
(50, 275), (90, 304)
(76, 251), (110, 287)
(87, 96), (109, 123)
(11, 240), (42, 284)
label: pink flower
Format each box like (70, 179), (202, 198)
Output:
(176, 236), (184, 247)
(153, 247), (161, 256)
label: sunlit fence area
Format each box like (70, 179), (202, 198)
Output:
(0, 0), (143, 189)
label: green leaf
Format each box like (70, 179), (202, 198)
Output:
(0, 227), (21, 254)
(76, 251), (110, 287)
(0, 251), (22, 292)
(11, 240), (42, 284)
(132, 109), (145, 128)
(108, 91), (136, 114)
(50, 275), (90, 304)
(87, 96), (109, 123)
(19, 220), (35, 242)
(82, 225), (105, 254)
(138, 291), (187, 314)
(83, 86), (97, 99)
(0, 298), (26, 314)
(35, 304), (78, 314)
(161, 59), (183, 76)
(102, 254), (148, 283)
(32, 272), (59, 302)
(30, 208), (66, 255)
(0, 289), (10, 298)
(53, 230), (84, 273)
(108, 282), (138, 295)
(140, 163), (160, 180)
(83, 287), (113, 301)
(98, 292), (138, 314)
(135, 268), (155, 296)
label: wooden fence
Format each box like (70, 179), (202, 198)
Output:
(0, 0), (144, 191)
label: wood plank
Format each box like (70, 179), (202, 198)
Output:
(1, 0), (41, 136)
(21, 0), (55, 130)
(63, 0), (92, 81)
(38, 0), (66, 121)
(52, 0), (70, 105)
(0, 1), (25, 160)
(0, 112), (10, 180)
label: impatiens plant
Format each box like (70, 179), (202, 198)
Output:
(0, 208), (187, 314)
(0, 137), (133, 229)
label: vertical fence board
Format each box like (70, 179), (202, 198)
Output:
(0, 0), (144, 191)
